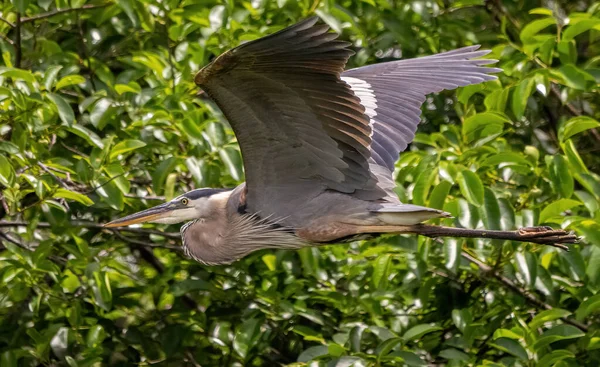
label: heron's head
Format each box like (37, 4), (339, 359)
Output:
(104, 188), (232, 227)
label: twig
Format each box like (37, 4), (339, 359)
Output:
(0, 220), (181, 239)
(20, 4), (110, 23)
(0, 231), (32, 250)
(111, 230), (180, 250)
(0, 32), (14, 45)
(0, 16), (15, 28)
(462, 251), (588, 332)
(38, 162), (70, 189)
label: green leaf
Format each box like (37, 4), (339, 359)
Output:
(538, 350), (575, 367)
(372, 254), (391, 289)
(481, 152), (533, 168)
(54, 75), (85, 90)
(561, 116), (600, 142)
(43, 65), (63, 90)
(484, 88), (510, 112)
(0, 155), (16, 186)
(0, 68), (35, 83)
(457, 170), (484, 207)
(549, 155), (574, 198)
(109, 139), (146, 159)
(562, 139), (588, 174)
(376, 337), (402, 359)
(96, 179), (124, 210)
(65, 125), (104, 149)
(462, 112), (510, 146)
(491, 337), (529, 360)
(575, 294), (600, 321)
(11, 0), (29, 12)
(170, 279), (214, 296)
(554, 64), (596, 90)
(47, 93), (75, 125)
(511, 78), (534, 119)
(403, 324), (442, 342)
(115, 82), (141, 95)
(539, 199), (581, 224)
(563, 19), (600, 41)
(515, 252), (537, 288)
(233, 318), (262, 359)
(557, 40), (577, 65)
(481, 188), (501, 230)
(86, 325), (107, 348)
(152, 157), (177, 195)
(529, 309), (572, 329)
(53, 189), (94, 206)
(532, 325), (585, 351)
(92, 272), (112, 311)
(179, 118), (205, 140)
(428, 180), (452, 210)
(520, 17), (556, 43)
(297, 345), (329, 362)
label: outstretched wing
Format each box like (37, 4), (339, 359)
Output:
(342, 47), (501, 194)
(195, 17), (385, 218)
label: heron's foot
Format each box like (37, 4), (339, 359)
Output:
(517, 226), (579, 249)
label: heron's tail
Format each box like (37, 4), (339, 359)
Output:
(370, 203), (451, 226)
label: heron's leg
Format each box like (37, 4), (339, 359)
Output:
(348, 224), (578, 250)
(410, 225), (577, 249)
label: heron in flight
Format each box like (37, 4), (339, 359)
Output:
(106, 17), (577, 265)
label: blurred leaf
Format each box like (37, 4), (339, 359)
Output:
(55, 75), (85, 90)
(561, 116), (600, 142)
(529, 309), (572, 329)
(53, 189), (94, 206)
(233, 318), (262, 359)
(297, 345), (329, 363)
(520, 17), (556, 43)
(539, 199), (581, 224)
(462, 112), (509, 146)
(457, 170), (484, 207)
(47, 93), (75, 125)
(563, 19), (600, 41)
(152, 157), (177, 195)
(575, 294), (600, 321)
(109, 139), (146, 159)
(549, 155), (574, 198)
(491, 337), (528, 360)
(532, 325), (585, 351)
(403, 324), (442, 342)
(0, 155), (16, 186)
(511, 77), (534, 119)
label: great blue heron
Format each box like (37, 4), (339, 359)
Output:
(106, 17), (577, 265)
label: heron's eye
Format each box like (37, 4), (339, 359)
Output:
(181, 198), (189, 206)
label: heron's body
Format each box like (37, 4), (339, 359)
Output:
(106, 17), (577, 265)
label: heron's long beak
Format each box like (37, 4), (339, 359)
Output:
(104, 202), (175, 228)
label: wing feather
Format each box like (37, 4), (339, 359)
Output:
(195, 17), (384, 219)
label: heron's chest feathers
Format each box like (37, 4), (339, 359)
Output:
(181, 211), (304, 265)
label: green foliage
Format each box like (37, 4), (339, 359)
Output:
(1, 0), (600, 366)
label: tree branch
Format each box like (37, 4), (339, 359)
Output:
(15, 13), (21, 68)
(20, 4), (110, 23)
(0, 15), (15, 28)
(461, 251), (589, 332)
